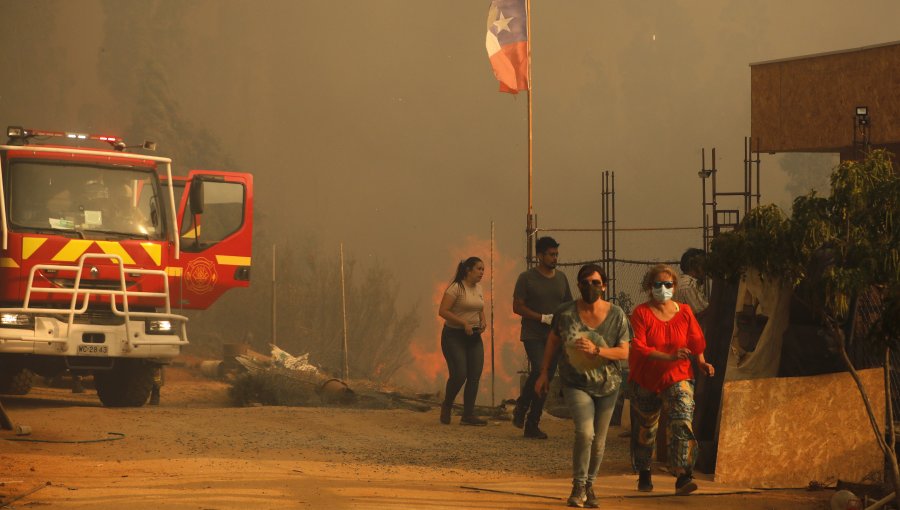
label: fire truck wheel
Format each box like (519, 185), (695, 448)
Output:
(0, 366), (35, 395)
(95, 362), (155, 407)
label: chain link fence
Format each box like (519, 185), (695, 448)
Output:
(540, 225), (701, 314)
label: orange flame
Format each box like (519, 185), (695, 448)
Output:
(394, 236), (526, 406)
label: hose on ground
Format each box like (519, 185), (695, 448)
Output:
(4, 432), (125, 444)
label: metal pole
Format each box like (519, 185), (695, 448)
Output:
(712, 148), (718, 234)
(272, 244), (277, 347)
(748, 137), (753, 210)
(747, 138), (753, 212)
(523, 0), (536, 383)
(741, 138), (746, 214)
(701, 148), (708, 252)
(526, 215), (535, 268)
(611, 171), (617, 298)
(525, 0), (535, 269)
(755, 137), (761, 206)
(526, 0), (533, 215)
(490, 221), (496, 408)
(599, 171), (617, 298)
(340, 243), (350, 381)
(601, 171), (607, 270)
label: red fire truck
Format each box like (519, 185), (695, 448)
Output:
(0, 126), (253, 406)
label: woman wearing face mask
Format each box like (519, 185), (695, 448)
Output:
(437, 257), (488, 426)
(628, 264), (714, 496)
(535, 264), (630, 508)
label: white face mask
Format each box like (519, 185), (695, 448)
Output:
(652, 286), (674, 303)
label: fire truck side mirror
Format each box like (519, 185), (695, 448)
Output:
(142, 140), (157, 151)
(189, 180), (204, 215)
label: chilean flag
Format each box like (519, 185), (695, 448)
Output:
(485, 0), (529, 94)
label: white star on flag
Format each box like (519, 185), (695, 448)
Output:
(493, 11), (513, 33)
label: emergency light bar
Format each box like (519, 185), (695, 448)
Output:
(5, 125), (158, 152)
(6, 126), (124, 144)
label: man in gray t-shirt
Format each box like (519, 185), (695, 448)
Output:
(512, 236), (573, 439)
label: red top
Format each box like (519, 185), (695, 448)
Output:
(628, 302), (706, 393)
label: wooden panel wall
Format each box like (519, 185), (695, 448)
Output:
(716, 368), (885, 488)
(751, 43), (900, 153)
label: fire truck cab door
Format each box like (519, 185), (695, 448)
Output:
(169, 170), (253, 310)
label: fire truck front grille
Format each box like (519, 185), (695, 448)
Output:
(51, 310), (126, 326)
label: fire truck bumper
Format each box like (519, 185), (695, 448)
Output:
(0, 318), (186, 360)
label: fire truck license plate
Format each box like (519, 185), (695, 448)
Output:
(77, 344), (108, 355)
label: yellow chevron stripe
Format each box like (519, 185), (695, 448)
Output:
(216, 255), (251, 266)
(141, 242), (162, 266)
(181, 224), (201, 239)
(167, 267), (183, 277)
(0, 257), (19, 268)
(22, 237), (47, 260)
(96, 241), (136, 265)
(52, 240), (93, 262)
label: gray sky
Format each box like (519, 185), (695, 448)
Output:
(2, 0), (899, 395)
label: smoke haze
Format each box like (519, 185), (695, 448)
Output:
(2, 0), (898, 399)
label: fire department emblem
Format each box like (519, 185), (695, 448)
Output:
(184, 257), (218, 294)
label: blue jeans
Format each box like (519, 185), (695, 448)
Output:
(563, 386), (619, 486)
(517, 337), (559, 426)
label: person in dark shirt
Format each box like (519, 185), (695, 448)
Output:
(675, 248), (709, 323)
(511, 236), (572, 439)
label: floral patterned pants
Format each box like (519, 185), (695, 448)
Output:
(629, 379), (697, 475)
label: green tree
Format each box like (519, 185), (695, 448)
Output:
(708, 150), (900, 492)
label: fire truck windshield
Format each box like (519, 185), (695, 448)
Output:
(7, 160), (164, 240)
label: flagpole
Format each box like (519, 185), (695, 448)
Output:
(525, 0), (535, 269)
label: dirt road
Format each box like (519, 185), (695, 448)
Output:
(1, 367), (829, 509)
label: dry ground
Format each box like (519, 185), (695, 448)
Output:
(0, 367), (831, 509)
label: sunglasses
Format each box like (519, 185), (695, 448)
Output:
(579, 279), (605, 287)
(652, 281), (675, 289)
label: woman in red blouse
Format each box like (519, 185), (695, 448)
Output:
(628, 264), (714, 495)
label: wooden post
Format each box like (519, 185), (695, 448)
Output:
(271, 243), (277, 347)
(0, 399), (13, 430)
(339, 243), (350, 381)
(490, 220), (495, 407)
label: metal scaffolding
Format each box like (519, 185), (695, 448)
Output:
(601, 170), (617, 299)
(699, 137), (761, 253)
(529, 171), (618, 298)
